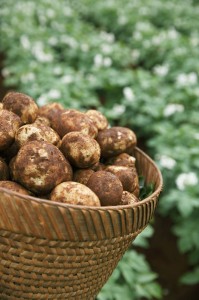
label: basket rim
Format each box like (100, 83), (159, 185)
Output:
(0, 147), (163, 211)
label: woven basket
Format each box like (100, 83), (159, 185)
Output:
(0, 147), (163, 300)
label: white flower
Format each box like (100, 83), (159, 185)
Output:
(94, 54), (103, 67)
(131, 49), (140, 60)
(37, 95), (48, 106)
(118, 16), (127, 25)
(158, 155), (176, 170)
(123, 87), (135, 102)
(81, 43), (89, 52)
(53, 66), (62, 75)
(48, 89), (61, 99)
(32, 42), (53, 62)
(163, 104), (184, 117)
(101, 44), (112, 54)
(100, 31), (115, 43)
(194, 133), (199, 140)
(103, 57), (112, 67)
(133, 31), (142, 41)
(20, 35), (31, 50)
(20, 72), (35, 83)
(112, 104), (125, 115)
(167, 28), (179, 39)
(154, 65), (169, 77)
(61, 35), (78, 48)
(176, 172), (198, 190)
(61, 74), (73, 84)
(1, 68), (10, 78)
(46, 9), (55, 18)
(48, 37), (58, 46)
(176, 73), (197, 87)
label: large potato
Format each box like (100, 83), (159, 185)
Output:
(2, 91), (38, 124)
(50, 181), (100, 206)
(105, 165), (139, 194)
(60, 110), (98, 138)
(38, 102), (65, 134)
(0, 109), (21, 151)
(61, 132), (101, 168)
(12, 141), (73, 195)
(86, 109), (108, 131)
(15, 123), (60, 148)
(87, 171), (123, 206)
(96, 127), (137, 158)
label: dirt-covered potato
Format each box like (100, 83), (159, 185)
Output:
(96, 127), (137, 158)
(86, 109), (108, 131)
(120, 191), (139, 205)
(38, 102), (65, 134)
(105, 165), (138, 194)
(60, 110), (98, 138)
(50, 181), (100, 206)
(61, 132), (101, 168)
(73, 169), (95, 185)
(0, 109), (21, 151)
(0, 180), (32, 196)
(15, 123), (61, 148)
(12, 141), (73, 195)
(87, 171), (123, 206)
(2, 91), (38, 124)
(0, 157), (9, 180)
(34, 116), (51, 127)
(106, 153), (136, 169)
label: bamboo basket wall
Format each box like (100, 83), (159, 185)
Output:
(0, 147), (163, 300)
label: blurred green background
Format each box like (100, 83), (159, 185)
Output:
(0, 0), (199, 299)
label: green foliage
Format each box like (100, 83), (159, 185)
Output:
(97, 250), (162, 300)
(1, 0), (199, 296)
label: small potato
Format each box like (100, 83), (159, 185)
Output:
(106, 153), (136, 169)
(0, 109), (21, 151)
(12, 141), (73, 195)
(38, 102), (65, 134)
(96, 127), (137, 158)
(61, 132), (101, 168)
(86, 110), (108, 131)
(0, 157), (9, 180)
(0, 180), (32, 196)
(73, 169), (95, 185)
(2, 91), (38, 124)
(120, 191), (139, 205)
(60, 110), (98, 138)
(87, 171), (123, 206)
(50, 181), (101, 206)
(15, 123), (61, 148)
(105, 165), (138, 193)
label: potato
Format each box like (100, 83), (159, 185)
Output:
(15, 123), (61, 148)
(86, 109), (108, 131)
(0, 180), (32, 196)
(61, 131), (101, 168)
(120, 191), (139, 205)
(50, 181), (100, 206)
(0, 103), (3, 110)
(105, 153), (136, 169)
(2, 91), (38, 124)
(73, 169), (95, 185)
(60, 110), (98, 138)
(87, 171), (123, 206)
(0, 157), (9, 180)
(90, 162), (106, 171)
(96, 127), (137, 158)
(34, 116), (51, 127)
(0, 109), (21, 151)
(105, 165), (139, 194)
(38, 102), (65, 134)
(12, 141), (73, 195)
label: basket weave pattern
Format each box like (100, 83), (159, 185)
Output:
(0, 148), (163, 299)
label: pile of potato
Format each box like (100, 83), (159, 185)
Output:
(0, 91), (140, 207)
